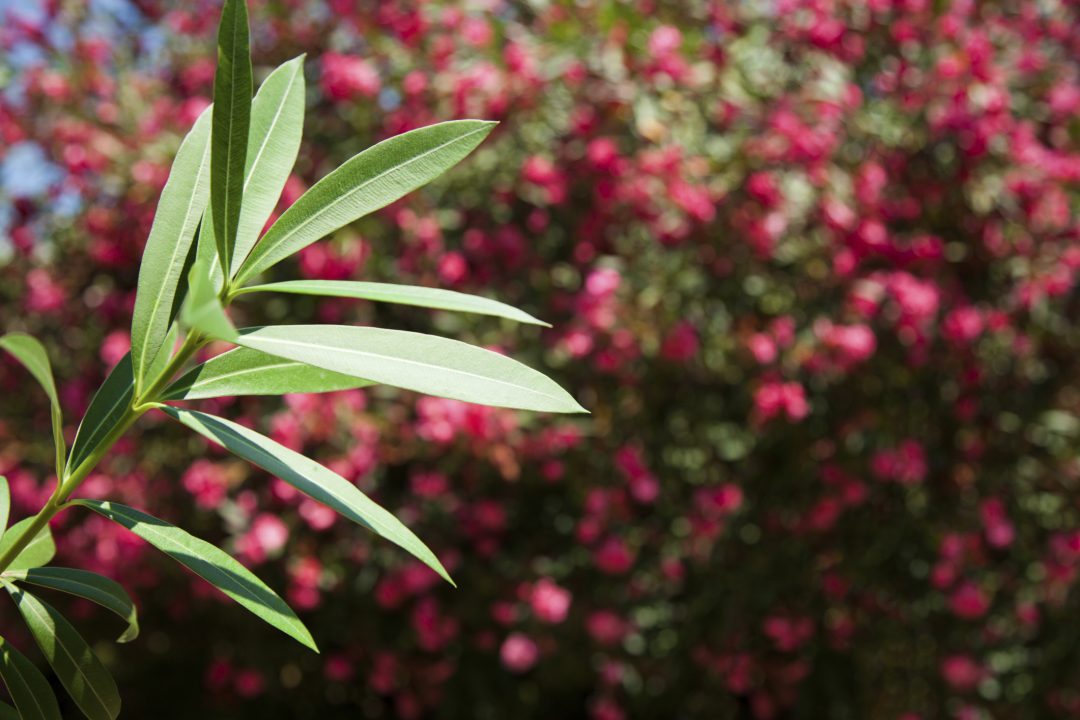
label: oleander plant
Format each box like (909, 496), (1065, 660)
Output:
(0, 1), (583, 717)
(2, 0), (1080, 718)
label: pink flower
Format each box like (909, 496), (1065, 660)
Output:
(320, 52), (380, 101)
(661, 320), (699, 363)
(182, 460), (228, 509)
(941, 655), (985, 691)
(942, 306), (984, 345)
(236, 513), (289, 565)
(755, 381), (810, 423)
(529, 578), (572, 624)
(233, 668), (265, 698)
(763, 615), (814, 652)
(500, 633), (539, 673)
(91, 333), (129, 372)
(594, 537), (635, 575)
(949, 582), (990, 620)
(747, 333), (778, 364)
(871, 440), (927, 485)
(586, 611), (628, 645)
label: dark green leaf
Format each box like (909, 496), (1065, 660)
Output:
(164, 347), (370, 401)
(234, 120), (496, 284)
(73, 500), (316, 652)
(6, 568), (138, 643)
(0, 634), (61, 720)
(236, 325), (586, 413)
(0, 518), (55, 572)
(236, 280), (549, 326)
(211, 0), (253, 278)
(161, 407), (450, 583)
(6, 585), (120, 720)
(0, 333), (66, 476)
(68, 355), (133, 472)
(130, 107), (213, 392)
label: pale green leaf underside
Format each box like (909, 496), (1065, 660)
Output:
(130, 106), (213, 391)
(238, 280), (549, 326)
(181, 256), (238, 342)
(68, 355), (134, 471)
(211, 0), (253, 278)
(6, 567), (139, 643)
(73, 500), (316, 652)
(162, 407), (450, 583)
(234, 120), (496, 284)
(7, 585), (121, 720)
(164, 347), (371, 401)
(0, 518), (55, 572)
(236, 325), (586, 413)
(0, 635), (61, 720)
(230, 55), (306, 274)
(0, 333), (66, 476)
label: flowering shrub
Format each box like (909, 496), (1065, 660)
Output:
(2, 0), (1080, 718)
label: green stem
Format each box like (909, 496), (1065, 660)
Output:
(0, 331), (207, 574)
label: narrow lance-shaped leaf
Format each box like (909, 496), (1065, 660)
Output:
(211, 0), (253, 278)
(0, 634), (62, 720)
(6, 584), (121, 720)
(230, 55), (305, 273)
(162, 407), (450, 583)
(68, 355), (134, 471)
(0, 477), (8, 544)
(180, 256), (238, 342)
(73, 500), (316, 652)
(164, 346), (371, 401)
(234, 120), (496, 285)
(236, 325), (587, 413)
(236, 280), (549, 326)
(6, 568), (139, 643)
(0, 518), (55, 572)
(0, 333), (66, 477)
(130, 106), (213, 392)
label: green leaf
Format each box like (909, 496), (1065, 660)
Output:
(235, 325), (586, 413)
(234, 120), (496, 285)
(231, 55), (306, 274)
(180, 256), (238, 342)
(5, 568), (138, 643)
(6, 584), (120, 720)
(0, 518), (55, 572)
(72, 500), (316, 652)
(236, 280), (549, 326)
(164, 347), (371, 401)
(0, 333), (66, 477)
(0, 634), (62, 720)
(195, 203), (225, 295)
(0, 477), (8, 544)
(211, 0), (253, 278)
(68, 355), (134, 472)
(161, 407), (451, 583)
(130, 106), (213, 393)
(0, 700), (19, 720)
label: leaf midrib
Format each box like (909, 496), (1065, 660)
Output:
(242, 332), (563, 405)
(97, 505), (305, 639)
(18, 593), (111, 716)
(136, 136), (212, 379)
(242, 125), (489, 279)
